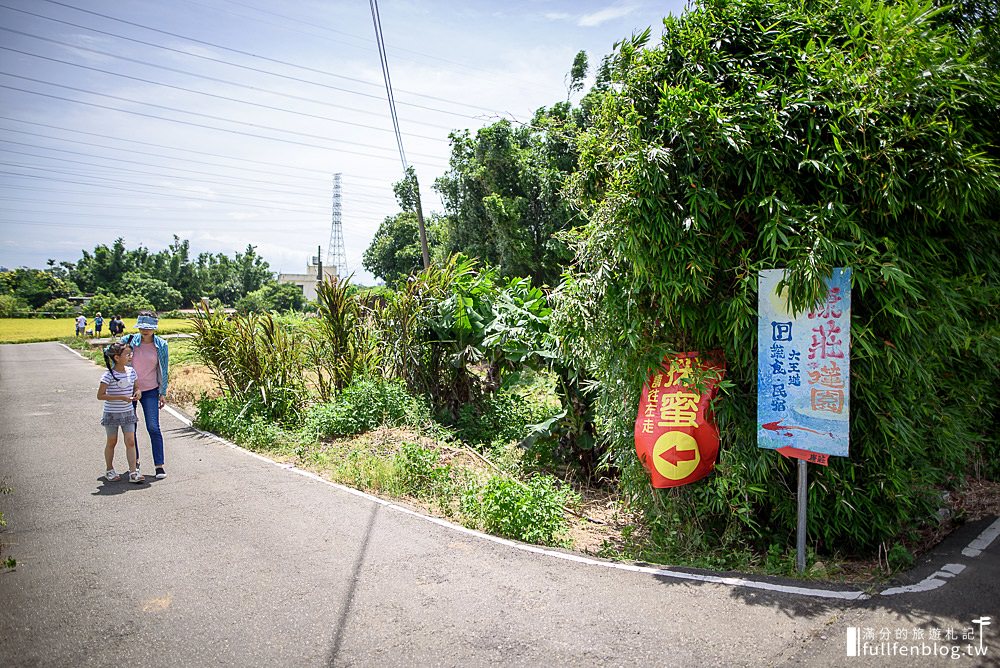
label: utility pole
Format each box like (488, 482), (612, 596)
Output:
(412, 172), (430, 270)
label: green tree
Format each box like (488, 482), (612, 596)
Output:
(566, 50), (589, 99)
(363, 212), (447, 285)
(236, 282), (306, 313)
(435, 116), (577, 286)
(71, 238), (128, 293)
(119, 272), (184, 311)
(0, 268), (72, 309)
(187, 245), (274, 306)
(557, 0), (1000, 555)
(0, 294), (28, 317)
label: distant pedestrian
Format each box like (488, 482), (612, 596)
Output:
(109, 315), (123, 337)
(97, 342), (143, 483)
(121, 311), (170, 480)
(94, 312), (104, 337)
(75, 314), (86, 337)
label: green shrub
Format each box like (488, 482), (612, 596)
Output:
(452, 391), (553, 446)
(303, 377), (431, 437)
(395, 442), (452, 499)
(0, 295), (28, 317)
(194, 394), (300, 452)
(190, 309), (306, 423)
(39, 298), (74, 316)
(194, 395), (244, 437)
(461, 474), (576, 547)
(886, 543), (915, 572)
(308, 275), (380, 399)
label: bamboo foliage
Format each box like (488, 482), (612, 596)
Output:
(557, 0), (1000, 552)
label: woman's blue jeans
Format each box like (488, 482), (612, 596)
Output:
(133, 389), (164, 467)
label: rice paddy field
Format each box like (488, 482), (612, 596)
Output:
(0, 318), (194, 344)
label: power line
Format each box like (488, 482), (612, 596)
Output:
(369, 0), (430, 269)
(0, 168), (394, 217)
(370, 0), (407, 172)
(0, 81), (447, 168)
(0, 210), (380, 231)
(1, 1), (502, 120)
(0, 117), (399, 184)
(0, 45), (448, 142)
(209, 0), (553, 93)
(0, 144), (398, 205)
(0, 218), (377, 233)
(37, 0), (506, 115)
(0, 192), (392, 219)
(0, 72), (447, 161)
(0, 26), (461, 132)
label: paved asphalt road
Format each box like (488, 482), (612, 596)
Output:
(0, 342), (997, 667)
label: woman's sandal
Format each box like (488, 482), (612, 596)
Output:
(129, 471), (145, 484)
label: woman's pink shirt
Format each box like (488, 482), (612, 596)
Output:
(133, 341), (160, 393)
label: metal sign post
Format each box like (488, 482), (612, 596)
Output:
(797, 458), (807, 573)
(758, 267), (852, 575)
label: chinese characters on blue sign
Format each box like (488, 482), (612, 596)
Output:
(757, 268), (851, 458)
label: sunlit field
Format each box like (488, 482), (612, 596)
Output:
(0, 318), (194, 344)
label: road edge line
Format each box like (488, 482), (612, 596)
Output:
(58, 343), (87, 360)
(961, 517), (1000, 558)
(162, 405), (870, 601)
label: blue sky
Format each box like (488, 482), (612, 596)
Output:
(0, 0), (685, 283)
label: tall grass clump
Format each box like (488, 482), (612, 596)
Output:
(307, 276), (381, 400)
(190, 306), (306, 423)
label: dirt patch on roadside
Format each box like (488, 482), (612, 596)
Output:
(169, 365), (221, 416)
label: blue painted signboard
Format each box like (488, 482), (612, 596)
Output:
(757, 268), (851, 459)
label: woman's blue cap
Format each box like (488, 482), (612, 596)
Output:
(136, 315), (159, 330)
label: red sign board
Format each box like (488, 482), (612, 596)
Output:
(634, 353), (725, 488)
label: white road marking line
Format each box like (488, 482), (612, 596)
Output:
(73, 353), (993, 601)
(58, 343), (87, 360)
(879, 564), (966, 596)
(962, 517), (1000, 558)
(162, 405), (868, 600)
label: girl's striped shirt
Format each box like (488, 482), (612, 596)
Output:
(100, 366), (137, 415)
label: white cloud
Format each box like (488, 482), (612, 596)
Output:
(544, 12), (571, 21)
(578, 4), (637, 27)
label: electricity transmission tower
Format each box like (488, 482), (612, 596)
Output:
(326, 173), (347, 279)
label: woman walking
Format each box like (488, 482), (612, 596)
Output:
(121, 310), (170, 479)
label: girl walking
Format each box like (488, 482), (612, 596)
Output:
(97, 342), (143, 483)
(121, 310), (169, 479)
